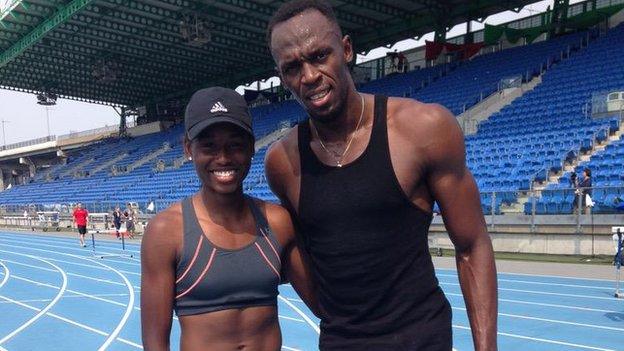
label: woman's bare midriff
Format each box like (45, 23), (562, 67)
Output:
(179, 305), (281, 351)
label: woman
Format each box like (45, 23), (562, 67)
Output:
(141, 87), (317, 351)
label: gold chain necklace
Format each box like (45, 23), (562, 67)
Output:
(310, 93), (365, 168)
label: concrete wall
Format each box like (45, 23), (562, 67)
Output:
(0, 141), (57, 158)
(609, 8), (624, 28)
(430, 231), (617, 256)
(127, 121), (162, 137)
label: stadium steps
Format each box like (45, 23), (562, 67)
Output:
(170, 154), (188, 169)
(89, 152), (128, 175)
(459, 75), (543, 135)
(58, 158), (95, 179)
(498, 123), (623, 214)
(126, 142), (171, 172)
(520, 121), (624, 208)
(560, 120), (624, 174)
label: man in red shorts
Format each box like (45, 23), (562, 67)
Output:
(72, 203), (89, 247)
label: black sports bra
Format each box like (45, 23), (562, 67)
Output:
(174, 196), (282, 316)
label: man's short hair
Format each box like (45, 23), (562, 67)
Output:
(267, 0), (340, 50)
(584, 168), (592, 177)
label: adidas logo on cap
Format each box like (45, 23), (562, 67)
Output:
(210, 101), (228, 113)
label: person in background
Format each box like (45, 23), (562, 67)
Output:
(124, 203), (136, 238)
(579, 168), (593, 214)
(112, 206), (123, 239)
(570, 172), (579, 212)
(72, 203), (89, 247)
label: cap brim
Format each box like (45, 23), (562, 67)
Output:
(188, 116), (253, 140)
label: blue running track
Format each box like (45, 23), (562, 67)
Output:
(0, 231), (622, 350)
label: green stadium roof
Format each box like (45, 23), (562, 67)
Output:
(0, 0), (539, 107)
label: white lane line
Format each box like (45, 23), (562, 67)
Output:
(119, 270), (140, 276)
(0, 293), (131, 304)
(81, 254), (135, 351)
(438, 273), (613, 290)
(279, 315), (306, 323)
(440, 281), (624, 302)
(10, 274), (174, 321)
(0, 294), (141, 349)
(446, 292), (620, 314)
(2, 234), (141, 255)
(0, 246), (137, 350)
(0, 238), (140, 266)
(437, 268), (617, 283)
(2, 254), (109, 271)
(0, 252), (68, 346)
(453, 324), (616, 351)
(282, 346), (302, 351)
(452, 306), (624, 332)
(286, 297), (304, 303)
(0, 261), (9, 289)
(0, 257), (138, 289)
(278, 296), (319, 334)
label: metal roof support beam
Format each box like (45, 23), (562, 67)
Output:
(338, 0), (409, 19)
(215, 0), (377, 28)
(0, 0), (93, 68)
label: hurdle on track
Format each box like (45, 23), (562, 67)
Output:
(87, 212), (134, 259)
(89, 229), (134, 259)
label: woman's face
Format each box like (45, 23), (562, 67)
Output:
(185, 123), (254, 195)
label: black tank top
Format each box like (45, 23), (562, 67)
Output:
(297, 95), (452, 350)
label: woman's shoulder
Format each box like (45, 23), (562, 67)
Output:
(145, 202), (183, 237)
(249, 197), (290, 221)
(249, 197), (295, 246)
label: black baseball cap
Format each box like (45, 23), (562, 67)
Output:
(185, 87), (253, 140)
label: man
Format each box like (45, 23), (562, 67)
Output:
(72, 203), (89, 247)
(265, 1), (498, 350)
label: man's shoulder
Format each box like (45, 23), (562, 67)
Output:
(265, 124), (300, 173)
(385, 97), (464, 165)
(267, 125), (299, 158)
(386, 97), (456, 133)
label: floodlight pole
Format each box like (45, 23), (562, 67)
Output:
(45, 107), (51, 137)
(1, 119), (9, 147)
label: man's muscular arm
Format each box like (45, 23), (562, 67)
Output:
(265, 131), (321, 317)
(421, 105), (498, 351)
(265, 130), (300, 211)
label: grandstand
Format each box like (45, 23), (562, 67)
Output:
(0, 0), (621, 250)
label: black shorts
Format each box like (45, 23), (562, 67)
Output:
(126, 220), (135, 231)
(114, 222), (121, 230)
(77, 225), (87, 235)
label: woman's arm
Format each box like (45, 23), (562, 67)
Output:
(141, 208), (181, 351)
(263, 201), (321, 318)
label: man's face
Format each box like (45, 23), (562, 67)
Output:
(270, 9), (353, 122)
